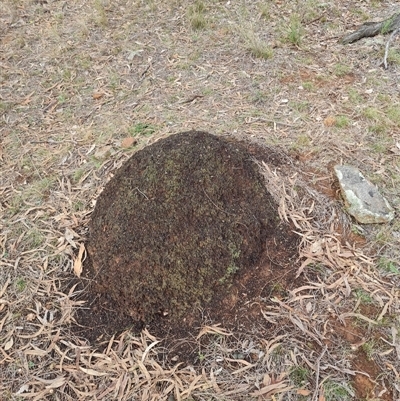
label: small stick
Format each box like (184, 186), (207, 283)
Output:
(31, 139), (77, 145)
(384, 27), (400, 69)
(245, 117), (297, 128)
(313, 345), (327, 401)
(180, 95), (204, 104)
(305, 15), (324, 26)
(135, 187), (149, 200)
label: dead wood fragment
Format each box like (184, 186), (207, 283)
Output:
(384, 27), (400, 69)
(341, 12), (400, 44)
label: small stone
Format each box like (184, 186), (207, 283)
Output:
(121, 137), (137, 148)
(334, 165), (394, 224)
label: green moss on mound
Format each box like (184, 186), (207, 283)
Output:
(87, 131), (278, 324)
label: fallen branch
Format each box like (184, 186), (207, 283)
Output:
(341, 12), (400, 44)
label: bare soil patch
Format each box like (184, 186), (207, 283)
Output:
(330, 315), (393, 400)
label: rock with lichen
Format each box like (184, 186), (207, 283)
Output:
(334, 165), (394, 224)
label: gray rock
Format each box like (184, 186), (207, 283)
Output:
(334, 165), (395, 224)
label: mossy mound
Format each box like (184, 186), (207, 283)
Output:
(86, 131), (278, 326)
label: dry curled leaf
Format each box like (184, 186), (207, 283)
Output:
(73, 243), (86, 278)
(250, 380), (292, 397)
(390, 142), (400, 154)
(310, 239), (324, 254)
(92, 91), (105, 100)
(4, 336), (13, 351)
(80, 367), (108, 376)
(26, 313), (36, 322)
(297, 388), (312, 396)
(324, 116), (335, 127)
(196, 324), (233, 340)
(45, 376), (66, 389)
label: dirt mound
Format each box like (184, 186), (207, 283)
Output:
(77, 131), (299, 344)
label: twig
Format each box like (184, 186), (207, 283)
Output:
(313, 345), (327, 401)
(305, 15), (324, 26)
(140, 64), (150, 78)
(323, 35), (341, 41)
(134, 187), (149, 200)
(203, 189), (234, 216)
(384, 27), (400, 69)
(31, 139), (77, 145)
(180, 95), (204, 104)
(245, 117), (298, 128)
(43, 100), (58, 112)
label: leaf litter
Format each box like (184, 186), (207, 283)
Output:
(1, 0), (400, 400)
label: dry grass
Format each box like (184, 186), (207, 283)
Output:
(1, 0), (400, 400)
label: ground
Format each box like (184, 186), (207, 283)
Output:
(1, 0), (400, 400)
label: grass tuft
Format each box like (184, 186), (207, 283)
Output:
(188, 1), (207, 30)
(354, 288), (374, 304)
(15, 278), (27, 293)
(333, 63), (351, 76)
(259, 3), (270, 19)
(238, 24), (273, 59)
(285, 15), (304, 46)
(128, 122), (156, 137)
(334, 115), (350, 128)
(323, 380), (354, 401)
(361, 340), (376, 360)
(94, 0), (108, 26)
(377, 257), (399, 274)
(289, 365), (310, 386)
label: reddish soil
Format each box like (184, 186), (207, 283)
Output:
(73, 132), (300, 360)
(328, 315), (393, 401)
